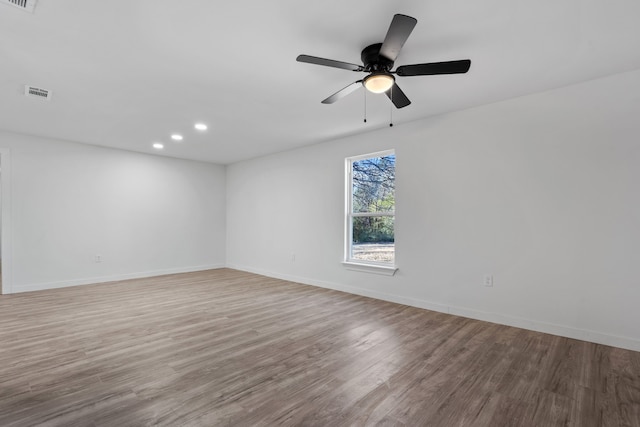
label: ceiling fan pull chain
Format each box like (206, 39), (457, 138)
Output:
(363, 88), (367, 123)
(389, 86), (394, 127)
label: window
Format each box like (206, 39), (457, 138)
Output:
(345, 150), (395, 268)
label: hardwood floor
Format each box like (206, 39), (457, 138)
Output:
(0, 269), (638, 426)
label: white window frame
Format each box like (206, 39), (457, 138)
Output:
(343, 149), (397, 276)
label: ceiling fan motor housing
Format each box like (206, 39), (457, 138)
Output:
(361, 43), (394, 72)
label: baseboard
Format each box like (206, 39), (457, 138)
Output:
(446, 306), (640, 352)
(12, 264), (225, 294)
(226, 263), (451, 314)
(227, 263), (640, 353)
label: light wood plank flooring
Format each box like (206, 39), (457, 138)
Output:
(0, 268), (639, 426)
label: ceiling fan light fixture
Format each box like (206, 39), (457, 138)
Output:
(363, 73), (395, 94)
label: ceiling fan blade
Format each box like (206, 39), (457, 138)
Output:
(297, 55), (363, 71)
(379, 14), (418, 62)
(386, 83), (411, 109)
(321, 81), (363, 104)
(396, 59), (471, 76)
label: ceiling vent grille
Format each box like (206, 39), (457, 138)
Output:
(24, 85), (52, 101)
(1, 0), (37, 13)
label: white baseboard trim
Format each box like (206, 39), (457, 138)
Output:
(12, 264), (225, 294)
(226, 263), (450, 313)
(227, 263), (640, 353)
(447, 306), (640, 352)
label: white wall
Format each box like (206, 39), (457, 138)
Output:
(0, 165), (2, 259)
(0, 131), (226, 293)
(226, 69), (640, 351)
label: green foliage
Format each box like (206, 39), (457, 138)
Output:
(352, 216), (394, 243)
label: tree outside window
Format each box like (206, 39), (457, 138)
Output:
(346, 150), (395, 265)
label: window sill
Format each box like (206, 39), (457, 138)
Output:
(342, 261), (398, 276)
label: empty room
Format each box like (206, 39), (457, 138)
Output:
(1, 0), (639, 426)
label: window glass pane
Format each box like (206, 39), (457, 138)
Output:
(351, 216), (395, 263)
(352, 155), (395, 213)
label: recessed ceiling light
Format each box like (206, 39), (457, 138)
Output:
(171, 134), (183, 141)
(153, 143), (164, 150)
(194, 123), (208, 131)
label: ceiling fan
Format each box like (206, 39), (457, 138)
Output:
(297, 14), (471, 109)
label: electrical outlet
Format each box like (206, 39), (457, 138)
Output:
(484, 274), (493, 287)
(95, 255), (102, 263)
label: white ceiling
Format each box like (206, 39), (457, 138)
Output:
(1, 0), (639, 165)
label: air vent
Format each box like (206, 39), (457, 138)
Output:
(24, 85), (52, 101)
(1, 0), (37, 13)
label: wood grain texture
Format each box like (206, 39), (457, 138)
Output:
(0, 268), (638, 426)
